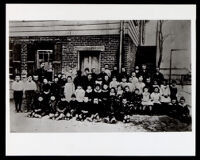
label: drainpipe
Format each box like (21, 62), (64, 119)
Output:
(119, 20), (123, 73)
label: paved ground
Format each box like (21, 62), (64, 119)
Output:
(9, 85), (192, 132)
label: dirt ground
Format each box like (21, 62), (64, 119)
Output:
(9, 85), (192, 132)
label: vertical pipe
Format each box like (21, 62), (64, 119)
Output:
(169, 49), (172, 83)
(119, 20), (123, 73)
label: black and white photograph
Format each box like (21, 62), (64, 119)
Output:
(6, 4), (196, 156)
(9, 19), (192, 132)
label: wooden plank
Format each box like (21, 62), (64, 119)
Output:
(9, 29), (120, 37)
(9, 20), (120, 27)
(9, 23), (120, 32)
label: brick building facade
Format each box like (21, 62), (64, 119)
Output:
(9, 20), (140, 79)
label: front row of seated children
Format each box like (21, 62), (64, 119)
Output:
(28, 84), (191, 124)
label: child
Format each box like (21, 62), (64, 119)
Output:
(12, 75), (24, 112)
(101, 84), (110, 118)
(160, 80), (171, 115)
(127, 77), (136, 92)
(120, 77), (128, 90)
(51, 77), (61, 100)
(135, 66), (140, 78)
(41, 78), (51, 93)
(109, 76), (119, 90)
(48, 95), (58, 119)
(177, 97), (191, 124)
(130, 71), (138, 85)
(75, 85), (85, 103)
(89, 98), (101, 122)
(120, 98), (132, 123)
(95, 76), (103, 87)
(104, 87), (117, 123)
(116, 85), (123, 101)
(24, 75), (37, 112)
(93, 84), (102, 102)
(135, 76), (145, 95)
(122, 86), (133, 102)
(85, 85), (93, 102)
(145, 77), (153, 93)
(132, 88), (142, 114)
(168, 98), (179, 118)
(141, 87), (153, 115)
(28, 94), (45, 118)
(150, 87), (161, 115)
(169, 80), (178, 100)
(69, 94), (78, 117)
(64, 76), (75, 102)
(103, 75), (110, 86)
(55, 96), (67, 120)
(152, 80), (160, 91)
(78, 97), (90, 121)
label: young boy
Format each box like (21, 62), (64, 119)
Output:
(50, 76), (61, 100)
(132, 88), (142, 114)
(130, 71), (138, 85)
(93, 84), (102, 103)
(55, 95), (67, 120)
(177, 97), (191, 124)
(69, 94), (78, 117)
(48, 95), (58, 119)
(24, 75), (37, 112)
(85, 85), (93, 102)
(64, 76), (75, 102)
(127, 77), (136, 93)
(78, 97), (90, 121)
(168, 98), (178, 118)
(169, 80), (178, 100)
(101, 84), (110, 118)
(120, 97), (132, 123)
(89, 98), (101, 122)
(122, 86), (133, 102)
(12, 75), (24, 112)
(75, 85), (85, 103)
(120, 77), (128, 90)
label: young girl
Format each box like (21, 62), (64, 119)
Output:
(64, 76), (75, 102)
(127, 77), (136, 93)
(132, 88), (142, 114)
(75, 85), (85, 103)
(150, 87), (161, 115)
(120, 77), (128, 90)
(141, 87), (153, 115)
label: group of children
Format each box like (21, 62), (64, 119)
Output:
(11, 64), (191, 124)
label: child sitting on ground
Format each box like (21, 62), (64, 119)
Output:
(122, 86), (133, 102)
(48, 95), (58, 119)
(168, 98), (179, 118)
(89, 98), (101, 122)
(120, 97), (132, 123)
(55, 96), (67, 120)
(69, 94), (78, 117)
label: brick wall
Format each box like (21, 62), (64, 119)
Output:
(10, 34), (137, 76)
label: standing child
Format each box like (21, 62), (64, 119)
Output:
(75, 85), (85, 103)
(150, 87), (161, 115)
(135, 76), (145, 95)
(116, 85), (123, 101)
(169, 80), (178, 100)
(12, 75), (24, 112)
(120, 77), (128, 90)
(85, 85), (93, 102)
(109, 76), (119, 90)
(160, 80), (171, 115)
(130, 72), (138, 84)
(101, 84), (110, 118)
(141, 87), (153, 115)
(127, 77), (136, 93)
(64, 76), (75, 102)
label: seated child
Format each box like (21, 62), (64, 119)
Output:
(77, 97), (90, 121)
(116, 85), (123, 101)
(85, 85), (93, 102)
(48, 95), (58, 119)
(127, 77), (136, 92)
(75, 85), (85, 102)
(122, 86), (133, 102)
(168, 98), (179, 118)
(69, 94), (78, 117)
(150, 87), (161, 115)
(120, 97), (132, 123)
(28, 94), (46, 118)
(135, 76), (145, 95)
(89, 98), (101, 122)
(177, 97), (191, 124)
(93, 84), (102, 103)
(104, 87), (117, 123)
(141, 87), (153, 115)
(55, 96), (67, 120)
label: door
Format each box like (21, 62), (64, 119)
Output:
(37, 50), (53, 70)
(80, 51), (100, 73)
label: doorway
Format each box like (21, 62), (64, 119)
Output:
(79, 51), (100, 73)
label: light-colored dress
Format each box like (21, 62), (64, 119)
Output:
(142, 92), (153, 105)
(64, 82), (75, 102)
(160, 85), (171, 103)
(135, 82), (145, 94)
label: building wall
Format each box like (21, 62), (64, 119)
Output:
(9, 34), (137, 76)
